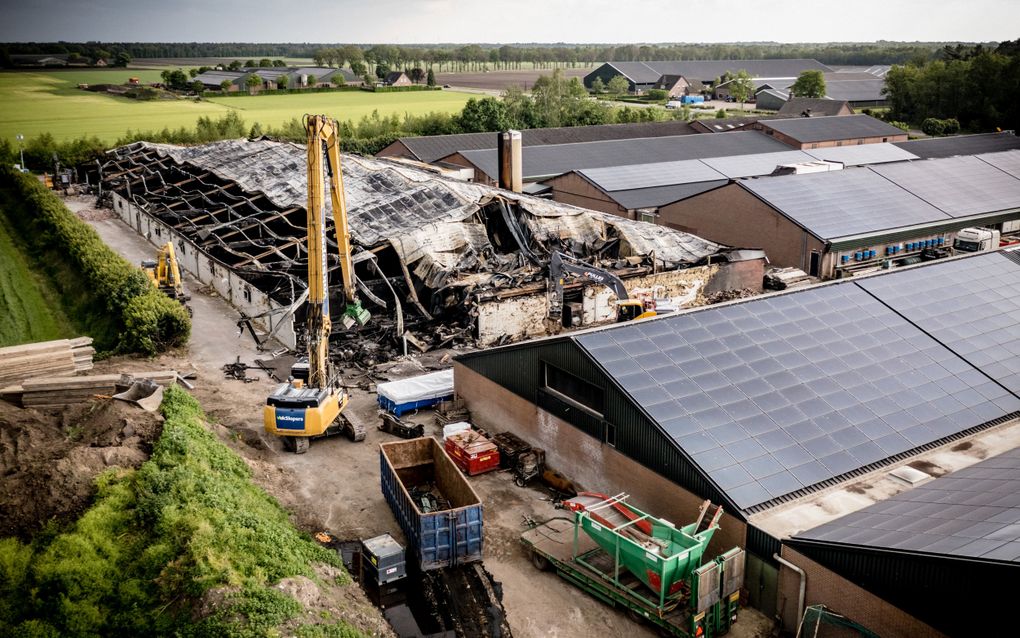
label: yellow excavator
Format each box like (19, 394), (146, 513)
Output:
(264, 115), (371, 454)
(141, 242), (193, 315)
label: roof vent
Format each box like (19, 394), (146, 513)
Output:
(889, 465), (932, 486)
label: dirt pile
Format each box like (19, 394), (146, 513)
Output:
(0, 398), (162, 537)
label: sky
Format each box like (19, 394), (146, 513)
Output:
(1, 0), (1017, 44)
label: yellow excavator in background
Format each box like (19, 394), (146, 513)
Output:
(263, 114), (371, 454)
(141, 242), (192, 315)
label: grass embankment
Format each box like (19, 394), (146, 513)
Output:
(0, 210), (76, 346)
(0, 69), (472, 143)
(0, 168), (190, 354)
(0, 386), (368, 638)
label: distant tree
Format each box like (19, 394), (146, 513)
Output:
(160, 69), (189, 90)
(791, 70), (826, 98)
(606, 75), (630, 96)
(276, 75), (288, 90)
(375, 64), (391, 79)
(943, 117), (960, 135)
(305, 74), (317, 87)
(227, 60), (243, 71)
(426, 68), (436, 87)
(114, 51), (132, 67)
(350, 61), (367, 76)
(727, 69), (754, 109)
(590, 77), (605, 94)
(191, 80), (204, 94)
(716, 108), (727, 118)
(244, 59), (257, 68)
(258, 58), (272, 68)
(272, 59), (287, 67)
(458, 97), (510, 132)
(189, 68), (199, 78)
(245, 74), (261, 95)
(500, 85), (539, 129)
(68, 52), (82, 64)
(220, 79), (232, 93)
(409, 67), (425, 84)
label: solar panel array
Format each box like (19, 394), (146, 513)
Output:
(701, 151), (815, 178)
(581, 159), (725, 192)
(575, 276), (1019, 510)
(803, 143), (918, 166)
(794, 446), (1020, 563)
(871, 155), (1020, 216)
(859, 252), (1020, 393)
(977, 149), (1020, 179)
(740, 168), (950, 239)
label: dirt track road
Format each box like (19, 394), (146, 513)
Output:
(77, 196), (771, 638)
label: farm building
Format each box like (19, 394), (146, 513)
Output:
(440, 130), (791, 185)
(690, 115), (782, 134)
(191, 70), (254, 91)
(777, 98), (854, 118)
(894, 131), (1020, 158)
(95, 138), (763, 353)
(752, 114), (907, 149)
(376, 121), (696, 164)
(662, 150), (1020, 277)
(288, 67), (362, 87)
(383, 71), (412, 86)
(454, 248), (1020, 637)
(753, 89), (791, 111)
(541, 144), (916, 222)
(583, 59), (832, 94)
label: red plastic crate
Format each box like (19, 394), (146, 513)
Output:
(445, 431), (500, 476)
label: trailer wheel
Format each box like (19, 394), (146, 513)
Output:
(530, 550), (550, 572)
(514, 475), (527, 488)
(626, 607), (647, 626)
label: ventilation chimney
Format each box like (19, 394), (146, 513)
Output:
(498, 130), (523, 193)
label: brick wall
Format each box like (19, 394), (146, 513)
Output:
(545, 173), (629, 217)
(777, 546), (945, 638)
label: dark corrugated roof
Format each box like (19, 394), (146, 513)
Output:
(460, 130), (791, 180)
(388, 121), (697, 163)
(759, 114), (904, 143)
(794, 444), (1020, 563)
(572, 251), (1020, 511)
(894, 133), (1020, 159)
(777, 98), (852, 117)
(597, 59), (832, 84)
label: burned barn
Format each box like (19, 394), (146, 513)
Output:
(97, 139), (763, 356)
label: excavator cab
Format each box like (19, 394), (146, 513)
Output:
(617, 299), (657, 322)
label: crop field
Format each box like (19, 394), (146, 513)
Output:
(0, 70), (473, 143)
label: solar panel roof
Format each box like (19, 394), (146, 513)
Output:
(739, 167), (950, 239)
(794, 446), (1020, 563)
(870, 155), (1020, 216)
(701, 151), (815, 178)
(608, 181), (728, 210)
(575, 279), (1018, 510)
(858, 252), (1020, 393)
(803, 143), (918, 166)
(977, 149), (1020, 179)
(580, 159), (725, 191)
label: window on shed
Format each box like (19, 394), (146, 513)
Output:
(177, 240), (186, 255)
(605, 422), (617, 447)
(243, 286), (252, 303)
(544, 362), (604, 415)
(154, 226), (162, 237)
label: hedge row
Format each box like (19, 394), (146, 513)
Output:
(204, 85), (364, 98)
(0, 168), (190, 354)
(0, 386), (364, 637)
(371, 84), (441, 92)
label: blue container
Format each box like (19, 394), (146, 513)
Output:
(937, 237), (944, 246)
(841, 255), (849, 264)
(870, 250), (877, 258)
(855, 251), (863, 261)
(380, 438), (484, 571)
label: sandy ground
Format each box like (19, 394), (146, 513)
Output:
(65, 196), (774, 638)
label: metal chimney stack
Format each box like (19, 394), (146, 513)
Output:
(498, 130), (523, 193)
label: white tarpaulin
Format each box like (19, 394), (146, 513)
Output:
(377, 368), (455, 404)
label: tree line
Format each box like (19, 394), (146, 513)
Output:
(883, 40), (1020, 132)
(1, 41), (984, 70)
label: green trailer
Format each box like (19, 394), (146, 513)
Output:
(521, 506), (744, 638)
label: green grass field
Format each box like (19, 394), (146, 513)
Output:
(0, 207), (76, 346)
(0, 69), (473, 144)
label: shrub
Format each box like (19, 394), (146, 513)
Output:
(0, 168), (190, 354)
(647, 88), (669, 101)
(921, 117), (946, 136)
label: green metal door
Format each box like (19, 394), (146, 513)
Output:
(743, 553), (778, 618)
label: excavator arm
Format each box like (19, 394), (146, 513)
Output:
(548, 251), (631, 319)
(304, 114), (370, 389)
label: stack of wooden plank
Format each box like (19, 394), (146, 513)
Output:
(0, 337), (95, 388)
(16, 375), (122, 408)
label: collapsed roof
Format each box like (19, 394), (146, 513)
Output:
(99, 138), (734, 347)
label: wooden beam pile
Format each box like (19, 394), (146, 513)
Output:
(0, 337), (95, 387)
(0, 370), (182, 408)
